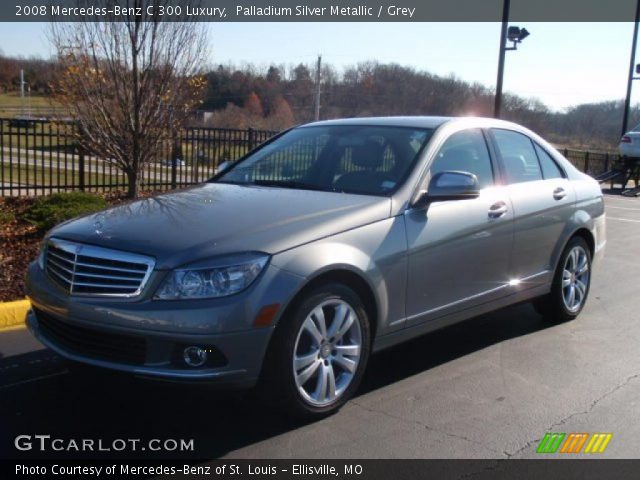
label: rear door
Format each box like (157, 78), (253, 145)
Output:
(488, 128), (576, 286)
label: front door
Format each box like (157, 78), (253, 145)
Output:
(405, 128), (514, 326)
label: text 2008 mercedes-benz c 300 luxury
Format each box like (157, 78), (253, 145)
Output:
(26, 117), (605, 417)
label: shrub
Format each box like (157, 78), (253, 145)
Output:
(0, 209), (15, 226)
(22, 192), (107, 232)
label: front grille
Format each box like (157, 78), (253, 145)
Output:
(45, 239), (154, 297)
(35, 309), (146, 365)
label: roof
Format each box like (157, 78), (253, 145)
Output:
(300, 116), (453, 129)
(299, 116), (533, 135)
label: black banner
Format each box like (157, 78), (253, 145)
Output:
(4, 459), (640, 480)
(2, 0), (639, 22)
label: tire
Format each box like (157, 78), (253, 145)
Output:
(533, 236), (592, 323)
(259, 283), (371, 419)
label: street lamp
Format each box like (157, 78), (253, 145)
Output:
(494, 0), (530, 118)
(507, 26), (530, 46)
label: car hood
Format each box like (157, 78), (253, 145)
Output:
(50, 183), (391, 269)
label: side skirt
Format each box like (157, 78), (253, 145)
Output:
(372, 283), (550, 353)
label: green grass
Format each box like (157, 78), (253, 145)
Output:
(0, 161), (215, 190)
(1, 133), (246, 165)
(1, 134), (72, 150)
(1, 163), (124, 188)
(0, 92), (62, 118)
(0, 92), (55, 108)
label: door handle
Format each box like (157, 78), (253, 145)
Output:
(488, 201), (508, 218)
(553, 187), (567, 200)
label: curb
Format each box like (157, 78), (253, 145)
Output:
(0, 299), (30, 332)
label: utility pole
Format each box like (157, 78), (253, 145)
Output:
(314, 55), (321, 121)
(20, 69), (25, 116)
(20, 69), (31, 117)
(622, 0), (640, 137)
(494, 0), (510, 118)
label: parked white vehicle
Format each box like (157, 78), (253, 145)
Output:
(618, 124), (640, 158)
(161, 158), (186, 167)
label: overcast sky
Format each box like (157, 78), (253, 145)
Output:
(0, 22), (636, 111)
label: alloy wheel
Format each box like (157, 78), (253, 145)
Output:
(292, 299), (362, 407)
(562, 245), (590, 313)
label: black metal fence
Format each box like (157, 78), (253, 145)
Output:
(0, 117), (625, 197)
(0, 118), (276, 196)
(561, 148), (621, 178)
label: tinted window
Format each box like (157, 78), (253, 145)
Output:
(217, 126), (433, 196)
(429, 129), (494, 188)
(491, 129), (542, 184)
(534, 143), (564, 179)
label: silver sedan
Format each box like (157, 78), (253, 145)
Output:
(26, 116), (606, 417)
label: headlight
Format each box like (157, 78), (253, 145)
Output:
(155, 253), (269, 300)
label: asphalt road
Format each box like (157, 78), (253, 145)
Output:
(1, 194), (639, 460)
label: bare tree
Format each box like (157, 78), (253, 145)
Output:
(50, 1), (208, 198)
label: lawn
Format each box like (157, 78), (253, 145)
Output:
(1, 163), (125, 190)
(0, 92), (63, 118)
(0, 155), (216, 194)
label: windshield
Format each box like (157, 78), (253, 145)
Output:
(216, 125), (433, 196)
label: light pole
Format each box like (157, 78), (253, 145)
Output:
(494, 0), (530, 118)
(622, 0), (640, 137)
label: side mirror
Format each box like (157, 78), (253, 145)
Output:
(415, 171), (481, 206)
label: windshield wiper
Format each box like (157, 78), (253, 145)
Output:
(249, 179), (331, 192)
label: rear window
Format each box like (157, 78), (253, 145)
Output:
(534, 143), (565, 179)
(491, 129), (543, 184)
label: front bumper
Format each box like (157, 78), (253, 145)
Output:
(27, 309), (273, 386)
(25, 261), (304, 386)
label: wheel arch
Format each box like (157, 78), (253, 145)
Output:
(552, 226), (596, 275)
(274, 266), (380, 342)
(571, 227), (595, 258)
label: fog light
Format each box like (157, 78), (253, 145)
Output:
(183, 346), (208, 367)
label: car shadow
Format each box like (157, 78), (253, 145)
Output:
(0, 302), (554, 460)
(360, 302), (552, 394)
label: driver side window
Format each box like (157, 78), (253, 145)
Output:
(430, 129), (494, 189)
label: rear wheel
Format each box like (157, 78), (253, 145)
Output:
(533, 236), (592, 322)
(260, 283), (371, 418)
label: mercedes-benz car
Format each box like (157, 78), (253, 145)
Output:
(26, 117), (606, 417)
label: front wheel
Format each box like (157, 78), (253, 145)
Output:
(260, 283), (371, 418)
(533, 236), (592, 322)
